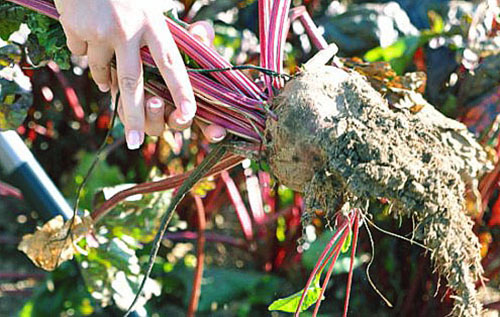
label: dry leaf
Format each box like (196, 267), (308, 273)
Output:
(18, 215), (93, 271)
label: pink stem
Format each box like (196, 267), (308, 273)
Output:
(275, 0), (292, 88)
(343, 210), (360, 317)
(294, 217), (349, 316)
(91, 154), (244, 222)
(163, 231), (247, 249)
(187, 195), (206, 317)
(7, 0), (58, 19)
(259, 0), (272, 94)
(246, 172), (266, 224)
(145, 81), (262, 141)
(221, 171), (254, 241)
(267, 0), (292, 90)
(288, 6), (328, 51)
(312, 229), (349, 317)
(298, 10), (328, 50)
(0, 181), (23, 199)
(165, 22), (266, 100)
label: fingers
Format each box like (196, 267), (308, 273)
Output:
(196, 120), (227, 143)
(63, 27), (88, 56)
(145, 97), (165, 136)
(87, 45), (114, 92)
(144, 18), (197, 126)
(167, 109), (192, 131)
(115, 41), (145, 150)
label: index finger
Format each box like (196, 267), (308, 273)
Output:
(144, 17), (196, 123)
(115, 41), (145, 150)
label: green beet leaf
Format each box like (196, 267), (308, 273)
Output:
(268, 273), (323, 313)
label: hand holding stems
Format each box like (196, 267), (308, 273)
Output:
(55, 0), (226, 149)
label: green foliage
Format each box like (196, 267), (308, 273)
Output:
(0, 2), (26, 41)
(98, 185), (173, 243)
(79, 188), (173, 310)
(0, 43), (32, 131)
(0, 3), (71, 69)
(26, 13), (71, 69)
(364, 36), (422, 74)
(0, 43), (22, 67)
(169, 264), (284, 312)
(19, 262), (97, 317)
(63, 152), (125, 211)
(79, 237), (161, 311)
(364, 12), (456, 75)
(268, 273), (322, 313)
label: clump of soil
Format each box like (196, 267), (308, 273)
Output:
(265, 66), (491, 316)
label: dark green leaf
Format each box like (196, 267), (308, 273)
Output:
(0, 3), (26, 41)
(169, 264), (284, 312)
(25, 12), (71, 69)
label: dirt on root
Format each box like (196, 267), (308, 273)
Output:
(265, 66), (492, 316)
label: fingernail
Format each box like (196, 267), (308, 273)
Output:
(210, 127), (226, 142)
(212, 134), (226, 143)
(175, 116), (190, 126)
(180, 101), (196, 119)
(172, 109), (191, 126)
(148, 98), (163, 114)
(98, 84), (110, 92)
(126, 130), (143, 150)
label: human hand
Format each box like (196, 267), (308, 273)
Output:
(56, 0), (224, 148)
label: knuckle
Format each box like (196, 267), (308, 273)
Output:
(89, 63), (109, 74)
(156, 51), (175, 71)
(119, 75), (141, 92)
(94, 30), (106, 42)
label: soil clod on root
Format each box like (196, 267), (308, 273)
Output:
(265, 65), (492, 316)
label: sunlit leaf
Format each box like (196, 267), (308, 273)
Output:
(25, 12), (71, 69)
(78, 188), (173, 309)
(428, 11), (445, 34)
(0, 44), (22, 69)
(268, 273), (322, 313)
(341, 229), (352, 253)
(364, 36), (420, 74)
(18, 214), (93, 271)
(98, 188), (173, 243)
(80, 237), (161, 310)
(191, 177), (216, 197)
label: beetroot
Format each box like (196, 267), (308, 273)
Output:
(266, 65), (491, 316)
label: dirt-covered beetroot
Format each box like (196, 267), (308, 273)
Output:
(266, 65), (491, 316)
